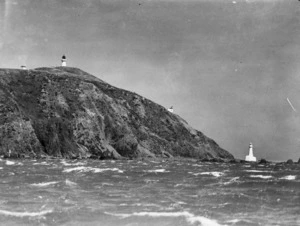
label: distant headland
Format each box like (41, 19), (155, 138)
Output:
(0, 66), (234, 161)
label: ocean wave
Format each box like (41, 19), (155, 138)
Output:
(5, 160), (16, 165)
(144, 169), (169, 173)
(223, 177), (240, 185)
(249, 175), (272, 179)
(63, 166), (123, 173)
(31, 181), (59, 187)
(189, 172), (224, 177)
(280, 175), (296, 180)
(191, 164), (203, 167)
(105, 211), (224, 226)
(33, 162), (50, 165)
(102, 183), (114, 186)
(245, 170), (268, 173)
(225, 218), (257, 225)
(65, 179), (77, 186)
(144, 179), (159, 183)
(61, 160), (86, 166)
(0, 209), (53, 217)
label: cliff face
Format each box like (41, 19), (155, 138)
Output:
(0, 67), (234, 160)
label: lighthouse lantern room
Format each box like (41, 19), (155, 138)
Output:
(61, 55), (66, 67)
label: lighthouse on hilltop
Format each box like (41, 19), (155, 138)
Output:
(61, 55), (66, 67)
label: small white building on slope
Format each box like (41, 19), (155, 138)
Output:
(167, 106), (174, 113)
(245, 142), (257, 162)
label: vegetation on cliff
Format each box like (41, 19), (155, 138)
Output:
(0, 67), (234, 160)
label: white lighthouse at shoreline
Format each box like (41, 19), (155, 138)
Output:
(61, 55), (66, 66)
(245, 142), (257, 162)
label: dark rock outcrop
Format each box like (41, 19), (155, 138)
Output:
(0, 67), (234, 160)
(258, 159), (268, 164)
(286, 159), (294, 164)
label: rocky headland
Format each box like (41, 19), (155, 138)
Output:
(0, 67), (234, 161)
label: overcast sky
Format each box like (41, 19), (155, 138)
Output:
(0, 0), (299, 161)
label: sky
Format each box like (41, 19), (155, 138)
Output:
(0, 0), (299, 161)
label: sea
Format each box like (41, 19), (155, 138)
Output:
(0, 158), (299, 226)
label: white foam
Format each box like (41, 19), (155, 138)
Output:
(0, 209), (53, 217)
(144, 179), (159, 183)
(33, 162), (50, 165)
(245, 170), (266, 173)
(65, 179), (77, 186)
(63, 166), (85, 172)
(190, 172), (224, 177)
(0, 167), (3, 170)
(6, 160), (15, 165)
(208, 172), (223, 177)
(31, 181), (59, 187)
(145, 169), (169, 173)
(191, 164), (202, 167)
(105, 211), (224, 226)
(102, 183), (114, 186)
(249, 175), (272, 179)
(223, 177), (240, 185)
(61, 160), (86, 166)
(280, 175), (296, 180)
(63, 166), (123, 173)
(226, 219), (240, 223)
(93, 167), (124, 173)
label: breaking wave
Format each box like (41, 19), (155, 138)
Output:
(280, 175), (296, 180)
(245, 170), (269, 173)
(0, 209), (53, 217)
(5, 160), (16, 165)
(189, 172), (224, 177)
(61, 160), (86, 166)
(33, 162), (50, 165)
(223, 177), (240, 185)
(31, 181), (59, 187)
(144, 169), (169, 173)
(249, 175), (273, 179)
(105, 211), (224, 226)
(63, 166), (123, 173)
(65, 179), (77, 186)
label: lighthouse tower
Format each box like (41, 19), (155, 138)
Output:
(245, 142), (257, 162)
(61, 55), (66, 67)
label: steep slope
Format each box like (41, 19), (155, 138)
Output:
(0, 67), (234, 160)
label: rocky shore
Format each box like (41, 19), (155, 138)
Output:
(228, 158), (300, 165)
(0, 67), (234, 161)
